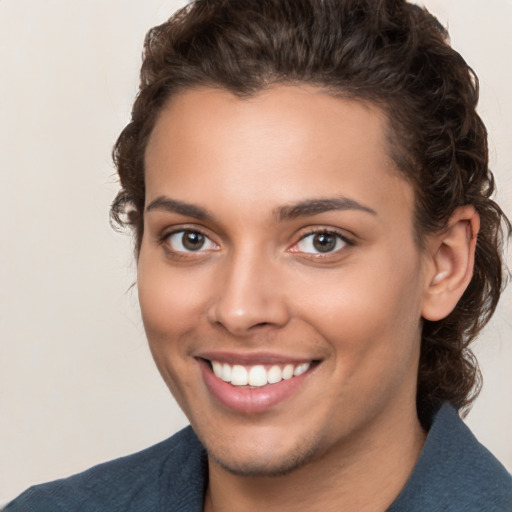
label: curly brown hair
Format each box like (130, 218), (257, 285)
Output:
(111, 0), (510, 427)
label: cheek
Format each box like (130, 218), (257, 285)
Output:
(136, 252), (209, 401)
(293, 247), (425, 368)
(297, 264), (424, 419)
(137, 253), (210, 358)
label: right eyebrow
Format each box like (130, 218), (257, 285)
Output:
(145, 196), (216, 222)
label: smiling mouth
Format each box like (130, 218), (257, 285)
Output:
(203, 359), (320, 388)
(197, 356), (321, 413)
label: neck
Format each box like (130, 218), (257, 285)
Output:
(204, 403), (426, 512)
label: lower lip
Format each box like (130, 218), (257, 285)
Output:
(198, 359), (313, 414)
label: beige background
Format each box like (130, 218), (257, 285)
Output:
(0, 0), (511, 505)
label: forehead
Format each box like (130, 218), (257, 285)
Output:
(144, 85), (415, 230)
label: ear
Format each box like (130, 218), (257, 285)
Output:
(422, 206), (480, 322)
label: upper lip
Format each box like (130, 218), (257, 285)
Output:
(195, 351), (318, 365)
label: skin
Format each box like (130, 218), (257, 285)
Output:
(138, 86), (478, 511)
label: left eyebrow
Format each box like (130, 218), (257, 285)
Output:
(145, 196), (216, 222)
(275, 197), (377, 221)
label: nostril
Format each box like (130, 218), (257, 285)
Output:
(206, 293), (291, 335)
(253, 322), (271, 328)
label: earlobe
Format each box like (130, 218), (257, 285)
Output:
(422, 206), (480, 322)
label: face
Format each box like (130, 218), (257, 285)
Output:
(138, 86), (429, 476)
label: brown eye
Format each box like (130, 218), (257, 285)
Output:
(294, 231), (348, 255)
(166, 230), (217, 253)
(182, 231), (205, 250)
(312, 233), (337, 253)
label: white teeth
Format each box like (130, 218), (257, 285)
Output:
(293, 363), (310, 376)
(282, 364), (294, 380)
(248, 365), (267, 387)
(221, 363), (232, 382)
(212, 361), (223, 379)
(230, 365), (248, 386)
(211, 360), (311, 387)
(267, 365), (282, 384)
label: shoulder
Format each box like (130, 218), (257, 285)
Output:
(3, 426), (207, 512)
(389, 404), (512, 512)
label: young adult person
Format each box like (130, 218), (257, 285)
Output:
(5, 0), (512, 510)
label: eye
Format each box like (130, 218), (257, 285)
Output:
(165, 230), (217, 253)
(292, 231), (349, 255)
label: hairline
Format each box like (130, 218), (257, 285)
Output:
(138, 80), (427, 253)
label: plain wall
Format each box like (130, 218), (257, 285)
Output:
(0, 0), (511, 504)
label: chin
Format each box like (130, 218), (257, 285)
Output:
(202, 431), (325, 477)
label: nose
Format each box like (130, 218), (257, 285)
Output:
(206, 251), (290, 336)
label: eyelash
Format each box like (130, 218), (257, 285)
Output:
(158, 227), (354, 259)
(290, 228), (354, 257)
(159, 227), (218, 256)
